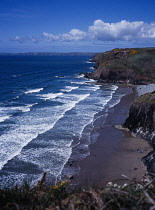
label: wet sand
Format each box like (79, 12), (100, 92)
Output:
(76, 86), (152, 187)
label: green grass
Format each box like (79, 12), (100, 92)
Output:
(135, 92), (155, 104)
(97, 47), (155, 82)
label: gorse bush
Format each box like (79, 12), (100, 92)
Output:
(129, 49), (139, 55)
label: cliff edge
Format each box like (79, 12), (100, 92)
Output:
(123, 91), (155, 173)
(123, 91), (155, 144)
(86, 47), (155, 173)
(85, 48), (155, 84)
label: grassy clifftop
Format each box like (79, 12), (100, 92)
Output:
(85, 48), (155, 84)
(135, 91), (155, 104)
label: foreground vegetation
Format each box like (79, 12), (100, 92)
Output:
(1, 175), (155, 209)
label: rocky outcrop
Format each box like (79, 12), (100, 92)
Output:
(123, 91), (155, 145)
(123, 91), (155, 173)
(85, 48), (155, 84)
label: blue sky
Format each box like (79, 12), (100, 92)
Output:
(1, 0), (155, 52)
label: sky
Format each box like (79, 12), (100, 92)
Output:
(1, 0), (155, 53)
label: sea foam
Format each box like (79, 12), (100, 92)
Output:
(60, 86), (79, 92)
(39, 92), (63, 100)
(0, 92), (90, 170)
(0, 115), (10, 123)
(25, 88), (44, 94)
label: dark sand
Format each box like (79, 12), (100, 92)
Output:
(76, 86), (152, 187)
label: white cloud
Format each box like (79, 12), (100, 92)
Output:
(10, 36), (42, 43)
(140, 22), (155, 39)
(60, 29), (87, 41)
(10, 36), (25, 43)
(9, 20), (155, 44)
(88, 19), (145, 41)
(42, 29), (87, 42)
(27, 36), (43, 43)
(43, 32), (59, 42)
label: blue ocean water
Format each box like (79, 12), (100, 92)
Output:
(0, 55), (123, 188)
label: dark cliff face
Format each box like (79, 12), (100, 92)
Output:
(123, 92), (155, 174)
(123, 92), (155, 145)
(86, 48), (155, 84)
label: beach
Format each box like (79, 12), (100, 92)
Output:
(75, 85), (153, 187)
(1, 54), (155, 189)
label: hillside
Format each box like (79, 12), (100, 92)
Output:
(85, 48), (155, 84)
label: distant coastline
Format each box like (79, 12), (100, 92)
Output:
(0, 52), (95, 56)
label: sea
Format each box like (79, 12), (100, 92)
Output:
(0, 55), (127, 188)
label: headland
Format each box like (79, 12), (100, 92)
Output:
(76, 47), (155, 186)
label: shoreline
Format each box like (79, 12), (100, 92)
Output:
(72, 85), (152, 187)
(60, 84), (132, 184)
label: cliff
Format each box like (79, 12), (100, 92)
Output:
(123, 92), (155, 173)
(123, 92), (155, 144)
(87, 47), (155, 173)
(85, 48), (155, 84)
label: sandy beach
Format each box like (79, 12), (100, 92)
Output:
(76, 85), (152, 187)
